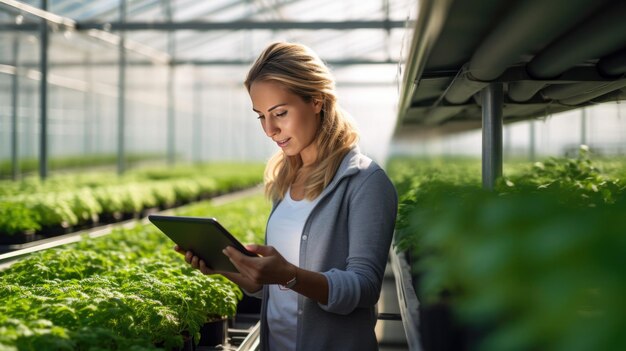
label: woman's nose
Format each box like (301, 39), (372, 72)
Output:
(264, 117), (279, 137)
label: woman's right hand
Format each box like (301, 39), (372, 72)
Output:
(173, 245), (263, 294)
(174, 244), (216, 275)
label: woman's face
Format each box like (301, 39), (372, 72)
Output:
(250, 80), (322, 161)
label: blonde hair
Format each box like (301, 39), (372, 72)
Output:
(244, 42), (359, 202)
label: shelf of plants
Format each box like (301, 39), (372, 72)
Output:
(0, 191), (271, 350)
(388, 146), (626, 351)
(0, 163), (264, 249)
(0, 153), (164, 178)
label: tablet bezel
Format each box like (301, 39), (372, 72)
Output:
(148, 214), (257, 273)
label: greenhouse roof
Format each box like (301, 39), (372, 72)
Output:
(395, 0), (626, 140)
(0, 0), (412, 171)
(0, 0), (412, 68)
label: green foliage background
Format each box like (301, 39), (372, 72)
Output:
(0, 193), (271, 350)
(389, 148), (626, 351)
(0, 163), (264, 236)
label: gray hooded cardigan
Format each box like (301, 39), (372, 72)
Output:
(259, 147), (398, 351)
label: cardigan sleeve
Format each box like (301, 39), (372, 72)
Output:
(319, 169), (398, 315)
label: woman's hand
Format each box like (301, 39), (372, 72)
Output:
(174, 244), (215, 274)
(173, 245), (262, 293)
(223, 244), (297, 286)
(225, 244), (329, 304)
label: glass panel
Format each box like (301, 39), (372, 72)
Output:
(0, 0), (414, 178)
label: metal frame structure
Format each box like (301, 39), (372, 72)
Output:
(390, 248), (422, 351)
(116, 0), (127, 175)
(0, 0), (407, 179)
(38, 0), (49, 179)
(388, 2), (626, 349)
(396, 0), (626, 190)
(10, 35), (18, 180)
(481, 83), (503, 190)
(1, 20), (407, 31)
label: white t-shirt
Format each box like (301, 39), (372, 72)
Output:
(266, 188), (320, 351)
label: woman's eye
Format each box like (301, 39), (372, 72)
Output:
(257, 115), (265, 120)
(275, 111), (287, 117)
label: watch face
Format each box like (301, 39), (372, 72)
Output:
(281, 276), (297, 290)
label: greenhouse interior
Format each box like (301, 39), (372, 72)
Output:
(1, 0), (625, 350)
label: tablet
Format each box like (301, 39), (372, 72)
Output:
(148, 214), (257, 272)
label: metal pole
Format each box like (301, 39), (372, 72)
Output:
(165, 0), (176, 165)
(581, 107), (587, 146)
(11, 35), (20, 180)
(504, 125), (511, 158)
(529, 121), (536, 161)
(26, 86), (33, 159)
(167, 63), (175, 165)
(94, 91), (101, 154)
(84, 53), (92, 155)
(481, 83), (503, 190)
(193, 72), (202, 163)
(117, 0), (127, 175)
(39, 0), (49, 180)
(383, 0), (392, 61)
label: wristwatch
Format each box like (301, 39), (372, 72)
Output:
(281, 270), (298, 289)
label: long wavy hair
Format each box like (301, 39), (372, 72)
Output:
(244, 42), (359, 202)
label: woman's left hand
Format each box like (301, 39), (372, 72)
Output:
(223, 244), (297, 286)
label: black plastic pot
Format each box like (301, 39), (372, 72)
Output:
(159, 332), (196, 351)
(198, 318), (228, 347)
(0, 231), (41, 245)
(179, 334), (196, 351)
(99, 211), (124, 224)
(236, 294), (262, 314)
(121, 212), (140, 221)
(409, 249), (485, 351)
(40, 224), (73, 237)
(419, 300), (471, 351)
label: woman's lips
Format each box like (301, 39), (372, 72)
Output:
(276, 138), (291, 148)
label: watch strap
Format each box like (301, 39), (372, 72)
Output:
(280, 269), (298, 290)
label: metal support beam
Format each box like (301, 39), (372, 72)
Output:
(117, 0), (126, 175)
(0, 0), (76, 29)
(504, 125), (511, 158)
(166, 70), (176, 166)
(192, 72), (202, 163)
(11, 36), (19, 180)
(581, 107), (587, 145)
(14, 58), (398, 68)
(39, 0), (48, 180)
(165, 0), (176, 166)
(73, 20), (406, 31)
(383, 0), (392, 61)
(0, 20), (407, 32)
(94, 88), (101, 154)
(481, 83), (503, 190)
(529, 121), (536, 161)
(84, 53), (92, 155)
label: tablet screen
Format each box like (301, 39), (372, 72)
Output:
(148, 215), (257, 273)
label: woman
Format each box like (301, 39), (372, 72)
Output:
(177, 42), (397, 351)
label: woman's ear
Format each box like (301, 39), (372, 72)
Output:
(312, 99), (323, 114)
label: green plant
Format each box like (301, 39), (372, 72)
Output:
(390, 150), (626, 351)
(0, 201), (40, 235)
(500, 146), (625, 205)
(401, 188), (625, 351)
(0, 225), (242, 349)
(0, 191), (271, 349)
(1, 163), (264, 237)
